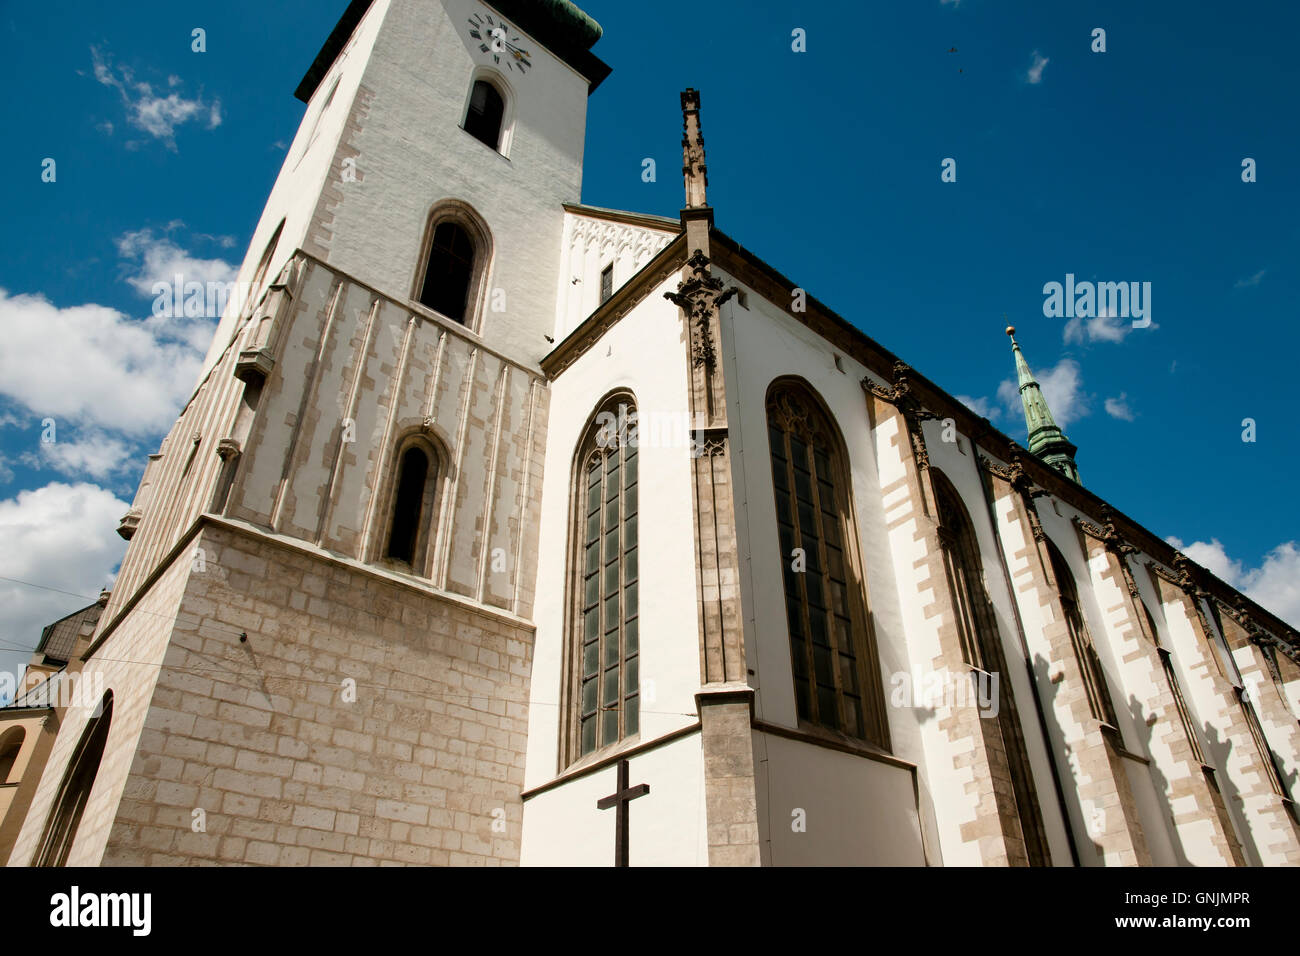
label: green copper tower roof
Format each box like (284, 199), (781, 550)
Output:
(1006, 325), (1081, 484)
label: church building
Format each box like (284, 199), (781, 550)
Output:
(4, 0), (1298, 866)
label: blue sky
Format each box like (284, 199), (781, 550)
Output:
(1, 0), (1297, 683)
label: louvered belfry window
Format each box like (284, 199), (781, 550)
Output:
(766, 383), (887, 749)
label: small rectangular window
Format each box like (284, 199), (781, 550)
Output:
(600, 263), (614, 304)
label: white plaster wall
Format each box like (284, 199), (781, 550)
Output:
(716, 275), (950, 863)
(552, 212), (676, 339)
(520, 734), (707, 866)
(521, 274), (702, 861)
(756, 733), (924, 865)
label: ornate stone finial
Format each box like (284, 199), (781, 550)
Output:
(680, 88), (708, 210)
(1169, 550), (1202, 594)
(861, 362), (938, 470)
(663, 249), (736, 369)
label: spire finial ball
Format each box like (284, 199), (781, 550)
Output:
(1005, 325), (1016, 337)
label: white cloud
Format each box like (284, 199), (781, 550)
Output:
(0, 289), (204, 436)
(1104, 394), (1135, 421)
(91, 47), (221, 150)
(1235, 269), (1266, 289)
(21, 433), (133, 481)
(998, 357), (1088, 429)
(1064, 312), (1130, 345)
(956, 394), (1002, 421)
(1166, 537), (1300, 629)
(0, 482), (128, 679)
(1025, 51), (1050, 84)
(115, 228), (238, 298)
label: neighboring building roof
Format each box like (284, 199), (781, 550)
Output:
(34, 599), (106, 665)
(295, 0), (611, 103)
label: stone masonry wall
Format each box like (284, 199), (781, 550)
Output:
(100, 519), (534, 866)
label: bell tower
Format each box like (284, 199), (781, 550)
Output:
(8, 0), (614, 870)
(206, 0), (610, 372)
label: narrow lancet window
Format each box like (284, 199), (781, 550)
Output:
(386, 446), (431, 565)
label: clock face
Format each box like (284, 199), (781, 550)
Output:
(466, 11), (532, 74)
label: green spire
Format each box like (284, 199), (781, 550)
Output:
(1006, 324), (1081, 484)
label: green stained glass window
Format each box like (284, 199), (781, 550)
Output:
(572, 397), (641, 760)
(766, 384), (887, 748)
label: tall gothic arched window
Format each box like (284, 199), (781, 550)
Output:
(34, 692), (113, 867)
(463, 78), (505, 150)
(766, 380), (888, 749)
(1046, 540), (1119, 727)
(568, 395), (640, 761)
(932, 472), (1049, 866)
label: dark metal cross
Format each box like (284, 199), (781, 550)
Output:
(595, 758), (649, 867)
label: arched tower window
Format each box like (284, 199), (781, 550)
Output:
(413, 202), (492, 331)
(382, 439), (439, 572)
(567, 395), (640, 761)
(34, 692), (113, 868)
(1046, 539), (1118, 727)
(463, 78), (505, 150)
(932, 472), (1049, 866)
(419, 222), (475, 322)
(766, 380), (888, 749)
(0, 726), (25, 783)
